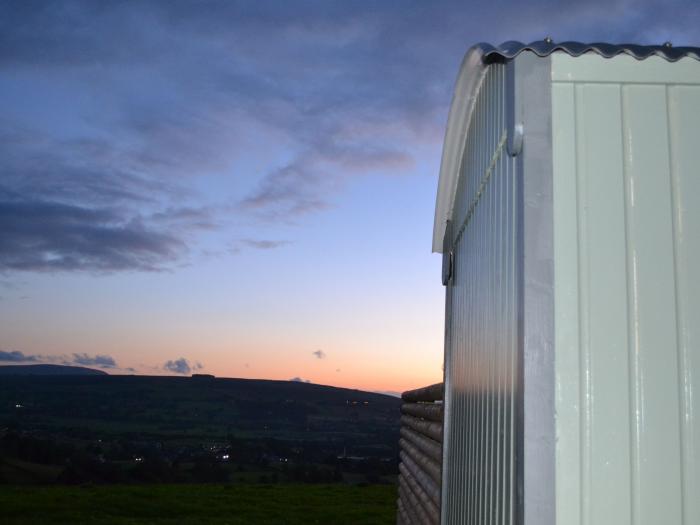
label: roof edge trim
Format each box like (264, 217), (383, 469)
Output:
(479, 40), (700, 63)
(432, 47), (487, 253)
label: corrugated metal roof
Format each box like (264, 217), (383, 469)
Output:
(478, 40), (700, 63)
(432, 39), (700, 253)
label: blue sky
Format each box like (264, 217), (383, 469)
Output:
(1, 0), (698, 391)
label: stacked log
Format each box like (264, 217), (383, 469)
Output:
(396, 383), (443, 525)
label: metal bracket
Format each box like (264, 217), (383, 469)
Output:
(442, 220), (453, 285)
(509, 122), (524, 156)
(442, 251), (453, 286)
(506, 60), (524, 157)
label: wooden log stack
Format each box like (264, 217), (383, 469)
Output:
(396, 382), (444, 525)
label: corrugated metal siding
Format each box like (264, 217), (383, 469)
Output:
(552, 54), (700, 525)
(443, 62), (520, 525)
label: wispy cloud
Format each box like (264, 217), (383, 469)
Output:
(163, 357), (203, 375)
(0, 349), (39, 362)
(70, 353), (117, 369)
(238, 139), (415, 221)
(0, 197), (184, 273)
(1, 0), (697, 273)
(150, 207), (218, 231)
(0, 349), (121, 370)
(239, 159), (331, 220)
(241, 239), (291, 250)
(228, 238), (292, 255)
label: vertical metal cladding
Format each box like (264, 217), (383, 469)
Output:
(443, 62), (519, 525)
(552, 54), (700, 525)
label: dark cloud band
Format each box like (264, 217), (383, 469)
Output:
(0, 197), (184, 272)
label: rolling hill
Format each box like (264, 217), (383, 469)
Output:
(0, 364), (108, 376)
(0, 374), (401, 485)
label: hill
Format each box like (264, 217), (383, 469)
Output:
(0, 375), (400, 485)
(0, 364), (108, 376)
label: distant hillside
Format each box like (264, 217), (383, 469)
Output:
(0, 364), (108, 376)
(0, 374), (400, 485)
(0, 374), (400, 446)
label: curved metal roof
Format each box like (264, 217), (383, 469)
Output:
(478, 40), (700, 63)
(432, 40), (700, 252)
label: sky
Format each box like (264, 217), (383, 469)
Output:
(1, 1), (699, 393)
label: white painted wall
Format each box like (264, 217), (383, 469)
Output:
(552, 52), (700, 525)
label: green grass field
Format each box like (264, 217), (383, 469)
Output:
(0, 483), (397, 524)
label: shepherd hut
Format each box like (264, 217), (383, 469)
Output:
(397, 39), (700, 525)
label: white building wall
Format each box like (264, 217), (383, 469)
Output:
(552, 53), (700, 525)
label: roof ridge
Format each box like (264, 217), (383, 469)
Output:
(477, 40), (700, 63)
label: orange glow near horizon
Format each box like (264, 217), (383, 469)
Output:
(0, 306), (445, 394)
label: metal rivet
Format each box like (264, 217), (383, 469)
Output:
(664, 41), (673, 48)
(544, 36), (553, 44)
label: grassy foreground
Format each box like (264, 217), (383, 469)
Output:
(0, 483), (397, 525)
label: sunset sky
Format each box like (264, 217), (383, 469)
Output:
(1, 1), (698, 393)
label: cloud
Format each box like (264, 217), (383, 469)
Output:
(312, 350), (326, 360)
(238, 141), (415, 221)
(150, 207), (217, 231)
(289, 376), (310, 383)
(2, 1), (451, 245)
(71, 353), (117, 369)
(2, 0), (699, 272)
(163, 357), (202, 375)
(0, 350), (39, 362)
(241, 239), (291, 250)
(239, 159), (331, 220)
(0, 350), (135, 371)
(0, 196), (185, 273)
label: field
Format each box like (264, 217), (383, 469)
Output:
(0, 483), (397, 524)
(0, 373), (400, 523)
